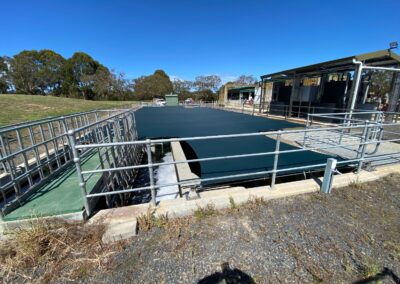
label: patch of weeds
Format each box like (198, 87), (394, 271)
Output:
(310, 192), (328, 202)
(153, 213), (169, 228)
(194, 204), (218, 220)
(0, 218), (115, 283)
(342, 257), (353, 272)
(349, 180), (365, 190)
(137, 208), (169, 232)
(164, 218), (189, 240)
(305, 265), (324, 283)
(241, 196), (269, 212)
(229, 196), (237, 211)
(248, 196), (268, 206)
(360, 256), (380, 277)
(137, 208), (154, 232)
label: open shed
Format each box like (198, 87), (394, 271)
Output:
(259, 49), (400, 116)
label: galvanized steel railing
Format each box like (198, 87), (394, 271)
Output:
(70, 110), (400, 217)
(67, 108), (143, 215)
(3, 105), (400, 219)
(0, 108), (139, 216)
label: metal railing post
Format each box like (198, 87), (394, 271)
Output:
(357, 122), (371, 174)
(303, 114), (310, 148)
(338, 113), (348, 144)
(271, 131), (281, 189)
(68, 130), (91, 216)
(321, 158), (337, 193)
(146, 139), (156, 207)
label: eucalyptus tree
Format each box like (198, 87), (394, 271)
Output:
(133, 69), (173, 100)
(0, 56), (9, 93)
(9, 50), (65, 95)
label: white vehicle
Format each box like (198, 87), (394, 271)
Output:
(155, 98), (166, 106)
(185, 98), (193, 104)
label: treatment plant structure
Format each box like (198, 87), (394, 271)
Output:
(1, 56), (400, 230)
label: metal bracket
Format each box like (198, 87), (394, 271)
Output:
(185, 185), (201, 200)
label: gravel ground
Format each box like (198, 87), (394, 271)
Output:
(87, 174), (400, 283)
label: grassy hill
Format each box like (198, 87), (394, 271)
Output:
(0, 94), (137, 125)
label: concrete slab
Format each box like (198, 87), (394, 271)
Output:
(171, 141), (200, 182)
(0, 211), (85, 240)
(101, 219), (137, 244)
(89, 202), (149, 225)
(88, 164), (400, 231)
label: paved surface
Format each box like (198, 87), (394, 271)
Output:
(3, 151), (101, 221)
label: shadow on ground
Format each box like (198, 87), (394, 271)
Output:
(353, 268), (400, 284)
(198, 262), (255, 284)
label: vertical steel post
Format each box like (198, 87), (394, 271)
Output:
(321, 158), (337, 193)
(303, 114), (310, 148)
(27, 126), (44, 179)
(15, 129), (33, 187)
(348, 60), (363, 120)
(339, 113), (348, 144)
(357, 122), (371, 174)
(0, 134), (21, 198)
(146, 139), (156, 206)
(48, 122), (62, 168)
(67, 130), (91, 216)
(271, 131), (281, 189)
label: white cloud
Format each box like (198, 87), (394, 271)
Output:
(217, 74), (239, 84)
(169, 75), (185, 82)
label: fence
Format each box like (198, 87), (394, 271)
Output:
(0, 108), (139, 216)
(3, 104), (400, 219)
(70, 110), (400, 216)
(67, 109), (143, 214)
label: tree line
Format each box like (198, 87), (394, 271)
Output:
(0, 49), (256, 101)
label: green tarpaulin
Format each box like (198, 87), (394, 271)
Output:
(136, 107), (337, 186)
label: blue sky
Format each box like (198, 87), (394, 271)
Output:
(2, 0), (400, 82)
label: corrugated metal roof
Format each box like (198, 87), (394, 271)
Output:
(261, 49), (400, 80)
(227, 86), (256, 92)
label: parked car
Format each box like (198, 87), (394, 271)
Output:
(185, 98), (193, 104)
(155, 98), (166, 106)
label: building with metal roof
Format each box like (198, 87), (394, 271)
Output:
(218, 83), (257, 104)
(258, 49), (400, 116)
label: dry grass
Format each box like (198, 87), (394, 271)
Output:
(136, 207), (169, 232)
(0, 219), (123, 283)
(360, 256), (380, 277)
(0, 94), (136, 125)
(348, 180), (365, 190)
(229, 196), (237, 210)
(193, 203), (219, 220)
